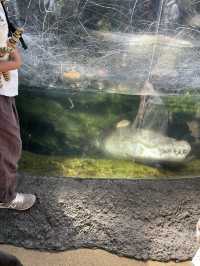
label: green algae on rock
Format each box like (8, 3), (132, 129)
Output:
(19, 150), (200, 179)
(19, 151), (172, 179)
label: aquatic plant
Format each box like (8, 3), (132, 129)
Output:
(164, 94), (200, 115)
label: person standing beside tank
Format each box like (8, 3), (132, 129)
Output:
(0, 0), (36, 210)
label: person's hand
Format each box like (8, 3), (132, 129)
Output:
(9, 48), (22, 69)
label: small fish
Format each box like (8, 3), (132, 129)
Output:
(63, 70), (81, 80)
(116, 120), (131, 128)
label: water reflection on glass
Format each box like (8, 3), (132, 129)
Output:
(8, 0), (200, 178)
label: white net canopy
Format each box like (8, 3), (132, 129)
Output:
(7, 0), (200, 95)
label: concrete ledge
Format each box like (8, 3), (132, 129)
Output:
(0, 174), (199, 262)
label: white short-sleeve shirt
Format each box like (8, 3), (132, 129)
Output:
(0, 2), (18, 97)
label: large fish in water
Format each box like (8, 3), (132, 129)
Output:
(100, 122), (191, 165)
(93, 31), (194, 48)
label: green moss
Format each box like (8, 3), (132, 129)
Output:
(164, 95), (200, 115)
(19, 150), (200, 179)
(178, 159), (200, 177)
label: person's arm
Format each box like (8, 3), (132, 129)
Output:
(0, 48), (22, 72)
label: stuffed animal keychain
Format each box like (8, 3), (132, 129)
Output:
(0, 0), (27, 88)
(0, 28), (23, 87)
(0, 0), (27, 49)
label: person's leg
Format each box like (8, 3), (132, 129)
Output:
(0, 96), (21, 203)
(0, 96), (36, 210)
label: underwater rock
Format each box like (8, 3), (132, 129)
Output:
(102, 127), (191, 164)
(187, 120), (200, 143)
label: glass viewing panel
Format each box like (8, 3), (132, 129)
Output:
(9, 0), (200, 178)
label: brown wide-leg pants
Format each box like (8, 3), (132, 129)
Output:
(0, 96), (22, 203)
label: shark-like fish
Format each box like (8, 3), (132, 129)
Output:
(101, 124), (191, 165)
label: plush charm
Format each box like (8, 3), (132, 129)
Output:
(0, 27), (23, 87)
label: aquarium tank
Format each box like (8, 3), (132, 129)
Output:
(8, 0), (200, 179)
